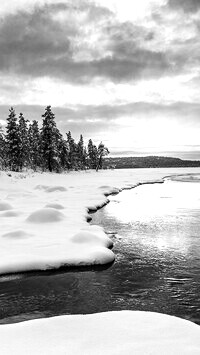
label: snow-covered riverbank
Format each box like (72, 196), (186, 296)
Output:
(1, 168), (200, 275)
(1, 310), (200, 355)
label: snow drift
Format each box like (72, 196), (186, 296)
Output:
(0, 311), (200, 355)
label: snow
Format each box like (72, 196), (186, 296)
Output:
(0, 167), (200, 274)
(2, 230), (33, 239)
(0, 201), (13, 211)
(45, 203), (65, 209)
(0, 310), (200, 355)
(26, 208), (65, 223)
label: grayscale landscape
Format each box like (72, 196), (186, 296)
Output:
(0, 1), (200, 354)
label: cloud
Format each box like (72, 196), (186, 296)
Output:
(147, 1), (200, 78)
(1, 101), (200, 127)
(0, 4), (73, 72)
(0, 1), (113, 79)
(0, 1), (175, 84)
(168, 0), (200, 13)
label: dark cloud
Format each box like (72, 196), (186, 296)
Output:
(0, 2), (114, 81)
(101, 21), (171, 79)
(0, 2), (175, 83)
(168, 0), (200, 13)
(1, 101), (200, 127)
(24, 54), (170, 83)
(0, 4), (73, 73)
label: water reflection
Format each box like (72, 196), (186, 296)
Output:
(106, 181), (200, 256)
(91, 179), (200, 324)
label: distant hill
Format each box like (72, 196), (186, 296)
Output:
(104, 156), (200, 169)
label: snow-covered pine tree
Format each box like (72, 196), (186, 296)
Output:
(66, 131), (78, 169)
(6, 107), (20, 171)
(77, 134), (87, 169)
(96, 142), (109, 171)
(18, 113), (29, 170)
(0, 127), (7, 170)
(58, 138), (69, 170)
(40, 106), (61, 172)
(54, 127), (64, 172)
(87, 139), (98, 169)
(28, 120), (41, 170)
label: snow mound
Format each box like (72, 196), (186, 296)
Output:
(0, 202), (13, 211)
(82, 246), (114, 264)
(0, 311), (200, 355)
(34, 184), (49, 190)
(34, 185), (67, 192)
(99, 186), (121, 196)
(71, 231), (111, 247)
(1, 210), (20, 217)
(46, 186), (67, 193)
(45, 203), (65, 210)
(2, 230), (32, 239)
(26, 208), (65, 223)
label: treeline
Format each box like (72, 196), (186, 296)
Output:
(104, 156), (200, 169)
(0, 106), (109, 172)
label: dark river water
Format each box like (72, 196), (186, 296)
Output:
(0, 178), (200, 325)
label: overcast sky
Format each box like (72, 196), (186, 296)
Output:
(0, 0), (200, 158)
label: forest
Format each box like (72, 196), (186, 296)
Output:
(105, 156), (200, 169)
(0, 106), (109, 172)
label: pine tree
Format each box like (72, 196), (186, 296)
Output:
(40, 106), (61, 172)
(1, 106), (110, 173)
(28, 120), (41, 170)
(87, 139), (98, 169)
(96, 142), (109, 171)
(77, 134), (87, 168)
(57, 138), (69, 170)
(18, 113), (29, 170)
(0, 129), (7, 170)
(66, 131), (78, 169)
(54, 127), (64, 172)
(6, 107), (20, 171)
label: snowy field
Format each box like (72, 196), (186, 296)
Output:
(1, 167), (200, 275)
